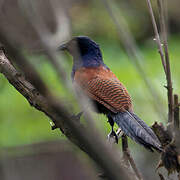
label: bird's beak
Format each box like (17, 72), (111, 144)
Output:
(58, 43), (67, 51)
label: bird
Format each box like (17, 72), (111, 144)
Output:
(59, 36), (162, 152)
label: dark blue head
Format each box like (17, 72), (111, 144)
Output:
(75, 36), (102, 59)
(59, 36), (104, 71)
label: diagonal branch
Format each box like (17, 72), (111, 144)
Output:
(0, 49), (132, 180)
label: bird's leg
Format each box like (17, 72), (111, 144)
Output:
(107, 117), (118, 144)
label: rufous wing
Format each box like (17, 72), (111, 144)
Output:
(74, 66), (132, 113)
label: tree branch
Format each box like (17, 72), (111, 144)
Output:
(122, 135), (143, 180)
(157, 0), (173, 124)
(145, 0), (173, 123)
(145, 0), (167, 74)
(101, 0), (166, 121)
(174, 94), (180, 179)
(0, 49), (133, 180)
(174, 94), (179, 130)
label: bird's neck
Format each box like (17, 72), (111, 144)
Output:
(71, 50), (104, 80)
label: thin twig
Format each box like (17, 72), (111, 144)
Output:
(174, 94), (179, 130)
(145, 0), (167, 75)
(101, 0), (166, 121)
(122, 135), (129, 166)
(122, 135), (143, 180)
(174, 94), (180, 179)
(157, 0), (173, 123)
(158, 172), (166, 180)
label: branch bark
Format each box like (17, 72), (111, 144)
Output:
(101, 0), (166, 121)
(122, 135), (143, 180)
(146, 0), (173, 123)
(157, 0), (173, 123)
(174, 94), (179, 130)
(174, 94), (180, 179)
(0, 49), (132, 180)
(145, 0), (167, 74)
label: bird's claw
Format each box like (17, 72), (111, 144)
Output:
(116, 128), (124, 137)
(51, 124), (57, 130)
(107, 130), (119, 144)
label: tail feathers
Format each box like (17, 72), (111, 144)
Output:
(111, 111), (162, 152)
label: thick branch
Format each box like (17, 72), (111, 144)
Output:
(0, 49), (77, 144)
(0, 50), (132, 180)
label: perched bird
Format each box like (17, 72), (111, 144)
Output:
(59, 36), (162, 152)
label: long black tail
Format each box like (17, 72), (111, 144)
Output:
(111, 111), (162, 152)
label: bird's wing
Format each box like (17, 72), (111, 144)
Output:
(75, 70), (132, 113)
(86, 78), (132, 113)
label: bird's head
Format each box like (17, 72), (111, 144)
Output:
(59, 36), (104, 68)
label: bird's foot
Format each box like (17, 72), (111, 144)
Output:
(116, 128), (124, 137)
(71, 111), (83, 121)
(107, 130), (119, 144)
(49, 121), (58, 130)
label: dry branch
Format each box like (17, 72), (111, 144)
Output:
(145, 0), (167, 74)
(0, 49), (132, 180)
(101, 0), (166, 121)
(122, 135), (143, 180)
(158, 173), (165, 180)
(174, 94), (179, 130)
(174, 94), (180, 179)
(146, 0), (174, 123)
(157, 0), (173, 123)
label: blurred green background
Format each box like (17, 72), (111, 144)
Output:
(0, 0), (180, 150)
